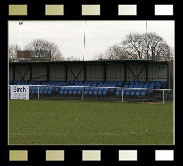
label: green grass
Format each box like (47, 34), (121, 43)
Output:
(9, 99), (173, 145)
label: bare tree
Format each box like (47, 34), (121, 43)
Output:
(122, 33), (146, 59)
(92, 52), (107, 61)
(66, 56), (80, 61)
(93, 45), (129, 60)
(105, 44), (130, 60)
(9, 44), (21, 61)
(24, 39), (64, 61)
(122, 32), (173, 61)
(95, 32), (173, 61)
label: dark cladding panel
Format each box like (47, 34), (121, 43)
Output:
(86, 64), (104, 81)
(50, 65), (65, 81)
(14, 65), (30, 81)
(106, 64), (125, 81)
(148, 63), (168, 81)
(67, 64), (84, 81)
(32, 65), (47, 81)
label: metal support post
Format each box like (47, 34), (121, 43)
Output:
(38, 86), (40, 100)
(121, 88), (124, 103)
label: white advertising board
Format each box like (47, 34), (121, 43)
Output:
(10, 85), (29, 100)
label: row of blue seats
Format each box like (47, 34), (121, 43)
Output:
(30, 87), (150, 91)
(116, 91), (146, 96)
(29, 87), (152, 92)
(30, 89), (147, 96)
(10, 80), (167, 85)
(10, 80), (167, 89)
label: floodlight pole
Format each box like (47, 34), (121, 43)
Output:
(146, 21), (148, 60)
(83, 21), (86, 61)
(19, 22), (23, 50)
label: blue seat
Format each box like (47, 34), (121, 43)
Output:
(136, 91), (140, 96)
(40, 87), (44, 90)
(89, 91), (93, 95)
(103, 91), (107, 95)
(65, 87), (69, 90)
(68, 90), (72, 95)
(117, 88), (121, 91)
(64, 90), (68, 95)
(103, 88), (108, 91)
(44, 90), (47, 94)
(55, 87), (59, 92)
(77, 90), (82, 95)
(85, 88), (89, 91)
(48, 87), (54, 90)
(73, 90), (77, 95)
(89, 88), (94, 91)
(69, 87), (73, 90)
(125, 91), (130, 96)
(131, 91), (135, 96)
(48, 90), (52, 94)
(141, 91), (146, 96)
(84, 91), (88, 95)
(94, 88), (98, 91)
(60, 90), (64, 95)
(98, 91), (102, 95)
(116, 91), (121, 96)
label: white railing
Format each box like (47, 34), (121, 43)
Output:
(9, 85), (173, 104)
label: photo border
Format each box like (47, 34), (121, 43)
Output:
(0, 0), (180, 166)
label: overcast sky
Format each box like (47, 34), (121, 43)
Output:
(8, 21), (174, 60)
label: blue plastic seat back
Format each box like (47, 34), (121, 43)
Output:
(93, 91), (97, 95)
(98, 91), (102, 95)
(77, 90), (82, 95)
(126, 91), (130, 96)
(84, 91), (88, 95)
(103, 91), (107, 95)
(136, 91), (140, 96)
(85, 87), (89, 91)
(110, 88), (114, 93)
(103, 88), (108, 91)
(131, 91), (135, 96)
(141, 92), (146, 96)
(55, 87), (59, 92)
(116, 91), (121, 96)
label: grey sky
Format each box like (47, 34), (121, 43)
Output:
(8, 21), (174, 60)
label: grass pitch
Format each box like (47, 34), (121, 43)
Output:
(9, 99), (173, 145)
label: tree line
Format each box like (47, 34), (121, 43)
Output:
(94, 32), (173, 61)
(9, 32), (174, 62)
(9, 39), (79, 61)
